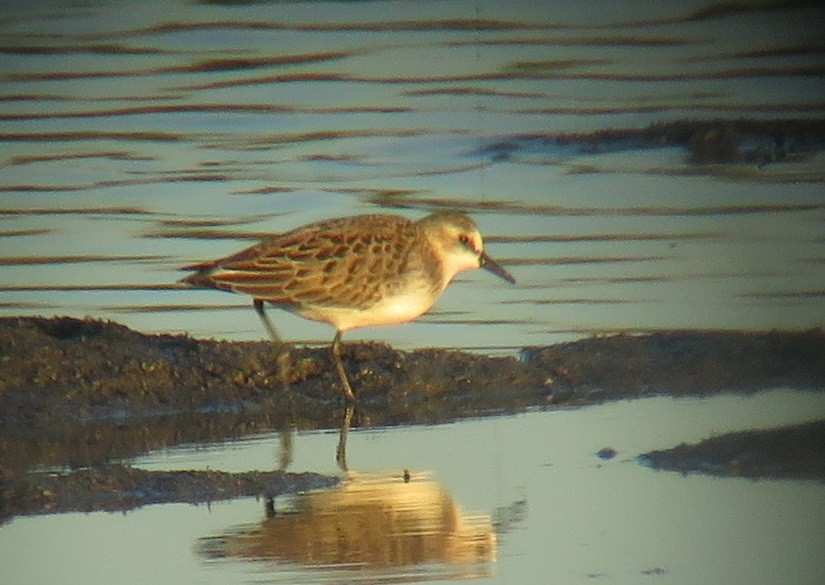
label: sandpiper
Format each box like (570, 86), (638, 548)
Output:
(181, 211), (515, 402)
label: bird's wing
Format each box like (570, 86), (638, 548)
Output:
(185, 215), (419, 309)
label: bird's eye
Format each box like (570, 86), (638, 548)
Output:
(458, 233), (479, 254)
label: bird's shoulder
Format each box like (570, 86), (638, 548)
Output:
(248, 214), (414, 264)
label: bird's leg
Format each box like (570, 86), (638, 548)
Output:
(254, 299), (292, 391)
(277, 418), (293, 471)
(254, 299), (280, 342)
(331, 330), (356, 403)
(335, 404), (354, 472)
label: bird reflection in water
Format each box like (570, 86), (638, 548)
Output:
(199, 409), (496, 578)
(198, 404), (497, 578)
(199, 469), (496, 578)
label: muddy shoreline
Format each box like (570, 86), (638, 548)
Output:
(1, 316), (823, 521)
(640, 419), (825, 481)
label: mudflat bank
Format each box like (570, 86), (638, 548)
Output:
(1, 316), (823, 520)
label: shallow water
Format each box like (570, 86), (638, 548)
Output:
(3, 389), (825, 584)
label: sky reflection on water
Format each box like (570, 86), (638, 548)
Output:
(1, 0), (823, 348)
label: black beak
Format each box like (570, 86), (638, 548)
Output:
(480, 250), (516, 284)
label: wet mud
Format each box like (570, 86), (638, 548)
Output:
(640, 420), (825, 481)
(1, 316), (823, 521)
(3, 465), (337, 518)
(477, 118), (825, 166)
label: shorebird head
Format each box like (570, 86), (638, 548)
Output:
(419, 211), (516, 286)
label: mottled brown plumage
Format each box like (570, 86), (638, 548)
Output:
(181, 211), (515, 401)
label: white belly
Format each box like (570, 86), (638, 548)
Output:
(296, 290), (437, 332)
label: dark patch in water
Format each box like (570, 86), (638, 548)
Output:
(78, 18), (568, 40)
(739, 290), (825, 299)
(5, 150), (155, 166)
(503, 58), (615, 73)
(477, 118), (825, 165)
(163, 65), (825, 90)
(178, 71), (348, 90)
(639, 420), (825, 481)
(186, 51), (356, 71)
(0, 205), (149, 216)
(0, 42), (181, 55)
(4, 464), (337, 517)
(404, 86), (547, 98)
(232, 185), (294, 195)
(0, 130), (186, 143)
(0, 284), (182, 292)
(0, 50), (359, 82)
(0, 254), (168, 266)
(0, 103), (414, 121)
(0, 228), (52, 237)
(443, 35), (698, 48)
(687, 41), (825, 61)
(499, 101), (824, 115)
(683, 1), (815, 22)
(370, 195), (825, 217)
